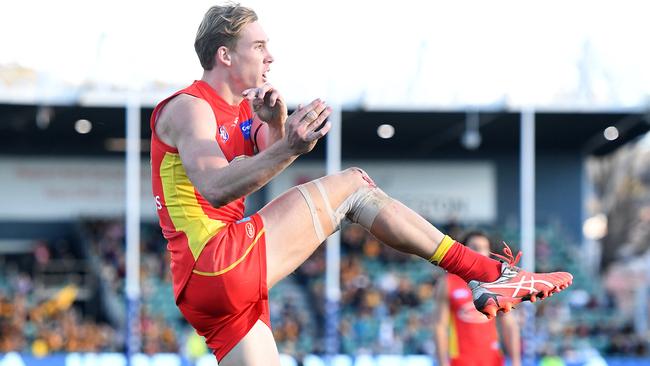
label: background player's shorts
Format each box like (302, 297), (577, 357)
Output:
(451, 352), (504, 366)
(177, 213), (270, 362)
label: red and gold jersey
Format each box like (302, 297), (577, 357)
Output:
(447, 274), (503, 366)
(150, 80), (256, 301)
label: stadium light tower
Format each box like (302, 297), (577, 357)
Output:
(125, 92), (142, 359)
(520, 108), (535, 273)
(520, 107), (536, 366)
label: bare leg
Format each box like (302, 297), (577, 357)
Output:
(369, 199), (445, 258)
(233, 167), (570, 362)
(260, 167), (445, 288)
(218, 320), (280, 366)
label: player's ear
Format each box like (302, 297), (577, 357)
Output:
(216, 46), (232, 66)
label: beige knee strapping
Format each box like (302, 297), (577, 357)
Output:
(336, 185), (391, 229)
(296, 184), (327, 242)
(297, 178), (392, 243)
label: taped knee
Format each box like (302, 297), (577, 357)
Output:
(346, 167), (377, 187)
(297, 171), (392, 243)
(336, 184), (391, 229)
(296, 183), (328, 242)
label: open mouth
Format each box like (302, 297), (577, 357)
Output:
(262, 70), (269, 82)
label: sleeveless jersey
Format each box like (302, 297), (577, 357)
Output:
(150, 80), (256, 301)
(446, 274), (502, 363)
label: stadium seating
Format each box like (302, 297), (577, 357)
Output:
(1, 219), (647, 359)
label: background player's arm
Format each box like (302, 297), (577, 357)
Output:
(157, 94), (330, 208)
(498, 312), (521, 366)
(433, 276), (450, 366)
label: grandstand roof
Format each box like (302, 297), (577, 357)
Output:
(1, 103), (648, 157)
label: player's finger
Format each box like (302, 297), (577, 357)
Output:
(302, 110), (318, 123)
(311, 100), (327, 116)
(302, 103), (329, 131)
(257, 83), (274, 99)
(242, 88), (256, 98)
(307, 121), (331, 141)
(268, 90), (282, 107)
(301, 100), (326, 123)
(305, 106), (331, 132)
(291, 99), (320, 122)
(242, 90), (259, 101)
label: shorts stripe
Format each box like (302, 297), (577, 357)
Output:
(192, 229), (265, 276)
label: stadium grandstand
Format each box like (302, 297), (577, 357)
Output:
(2, 1), (650, 366)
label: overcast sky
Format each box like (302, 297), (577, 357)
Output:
(2, 0), (649, 109)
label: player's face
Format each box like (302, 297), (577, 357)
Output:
(230, 21), (273, 89)
(467, 236), (491, 257)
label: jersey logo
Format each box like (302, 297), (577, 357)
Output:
(240, 119), (253, 140)
(219, 126), (229, 142)
(245, 222), (255, 238)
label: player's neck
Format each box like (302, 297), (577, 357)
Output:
(201, 71), (243, 106)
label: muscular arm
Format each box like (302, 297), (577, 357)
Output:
(498, 312), (521, 366)
(156, 95), (329, 208)
(433, 276), (450, 366)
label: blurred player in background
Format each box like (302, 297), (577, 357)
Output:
(149, 4), (572, 365)
(435, 231), (521, 366)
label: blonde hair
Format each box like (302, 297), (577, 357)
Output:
(194, 4), (258, 70)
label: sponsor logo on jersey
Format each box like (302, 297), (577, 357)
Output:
(219, 126), (229, 142)
(240, 119), (253, 140)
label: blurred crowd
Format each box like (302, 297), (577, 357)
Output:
(82, 219), (180, 354)
(1, 220), (648, 360)
(0, 240), (119, 354)
(290, 224), (438, 355)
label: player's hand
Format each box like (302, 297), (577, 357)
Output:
(283, 99), (332, 155)
(243, 83), (287, 129)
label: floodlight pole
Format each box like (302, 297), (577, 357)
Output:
(521, 108), (535, 272)
(325, 106), (342, 361)
(520, 107), (536, 366)
(125, 92), (142, 360)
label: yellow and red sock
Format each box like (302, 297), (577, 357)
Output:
(429, 236), (502, 283)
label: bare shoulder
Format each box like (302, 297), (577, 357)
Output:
(156, 94), (215, 147)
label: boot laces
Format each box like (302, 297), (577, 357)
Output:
(490, 242), (522, 266)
